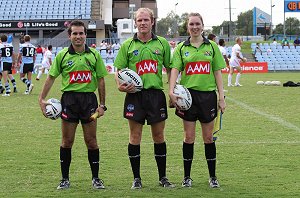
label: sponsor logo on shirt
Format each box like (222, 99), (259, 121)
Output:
(204, 51), (212, 56)
(185, 61), (210, 75)
(184, 52), (190, 57)
(136, 59), (158, 75)
(153, 49), (161, 55)
(69, 71), (92, 84)
(133, 50), (139, 56)
(67, 60), (74, 67)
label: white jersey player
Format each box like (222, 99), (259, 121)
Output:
(36, 45), (53, 80)
(228, 37), (246, 87)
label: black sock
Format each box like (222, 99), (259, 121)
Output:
(88, 149), (99, 179)
(205, 142), (216, 178)
(60, 147), (71, 179)
(154, 142), (167, 180)
(128, 143), (141, 179)
(183, 142), (194, 178)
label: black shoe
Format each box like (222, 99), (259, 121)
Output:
(131, 178), (142, 189)
(182, 176), (193, 187)
(92, 177), (105, 189)
(14, 87), (17, 93)
(159, 177), (175, 188)
(209, 177), (220, 188)
(57, 178), (70, 190)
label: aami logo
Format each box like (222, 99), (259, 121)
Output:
(136, 59), (158, 75)
(69, 71), (92, 84)
(185, 61), (210, 75)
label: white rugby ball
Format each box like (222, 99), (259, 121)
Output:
(271, 81), (281, 86)
(118, 68), (143, 93)
(264, 81), (272, 86)
(173, 84), (192, 111)
(256, 81), (264, 85)
(45, 98), (62, 120)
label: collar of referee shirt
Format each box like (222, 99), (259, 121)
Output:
(133, 32), (158, 41)
(68, 44), (91, 54)
(183, 35), (210, 46)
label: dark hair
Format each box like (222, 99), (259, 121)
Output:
(218, 39), (225, 46)
(0, 34), (7, 42)
(48, 45), (52, 50)
(67, 20), (87, 36)
(207, 33), (216, 41)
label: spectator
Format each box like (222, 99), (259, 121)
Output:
(91, 43), (96, 48)
(218, 39), (230, 67)
(293, 36), (300, 48)
(207, 33), (217, 42)
(7, 33), (13, 44)
(36, 45), (43, 54)
(272, 38), (277, 44)
(281, 37), (290, 48)
(254, 43), (262, 55)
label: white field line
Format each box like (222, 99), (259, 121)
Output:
(226, 97), (300, 133)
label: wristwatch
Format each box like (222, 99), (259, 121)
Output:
(100, 105), (107, 111)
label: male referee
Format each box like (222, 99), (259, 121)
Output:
(39, 20), (108, 190)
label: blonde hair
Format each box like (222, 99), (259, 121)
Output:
(134, 8), (154, 22)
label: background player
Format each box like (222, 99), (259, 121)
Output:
(36, 45), (53, 81)
(17, 35), (36, 94)
(228, 37), (246, 87)
(0, 34), (16, 96)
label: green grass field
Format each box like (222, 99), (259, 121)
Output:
(0, 72), (300, 197)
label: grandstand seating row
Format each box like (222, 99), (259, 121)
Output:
(0, 0), (91, 20)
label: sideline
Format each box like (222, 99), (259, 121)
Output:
(226, 97), (300, 133)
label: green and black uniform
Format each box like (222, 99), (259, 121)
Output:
(114, 33), (171, 182)
(114, 33), (171, 124)
(49, 44), (108, 123)
(171, 36), (226, 180)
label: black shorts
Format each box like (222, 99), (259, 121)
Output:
(123, 89), (168, 125)
(175, 90), (217, 123)
(61, 92), (98, 124)
(22, 63), (34, 73)
(2, 62), (13, 73)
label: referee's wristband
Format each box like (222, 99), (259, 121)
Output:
(99, 105), (107, 111)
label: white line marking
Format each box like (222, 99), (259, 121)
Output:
(226, 97), (300, 132)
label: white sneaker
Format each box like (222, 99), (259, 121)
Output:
(28, 84), (34, 94)
(2, 93), (10, 96)
(24, 90), (29, 95)
(235, 83), (243, 87)
(227, 84), (234, 87)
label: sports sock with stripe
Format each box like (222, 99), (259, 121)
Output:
(60, 146), (71, 179)
(128, 143), (141, 179)
(154, 142), (167, 180)
(205, 142), (216, 178)
(88, 148), (99, 179)
(183, 142), (194, 178)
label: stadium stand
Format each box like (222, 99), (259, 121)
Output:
(253, 42), (300, 71)
(0, 0), (91, 20)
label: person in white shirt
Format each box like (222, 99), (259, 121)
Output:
(36, 45), (52, 80)
(228, 37), (246, 87)
(218, 39), (229, 68)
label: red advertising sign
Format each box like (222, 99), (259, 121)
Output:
(222, 62), (268, 73)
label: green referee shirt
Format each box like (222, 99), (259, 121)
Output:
(114, 33), (171, 90)
(49, 44), (108, 92)
(171, 37), (226, 91)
